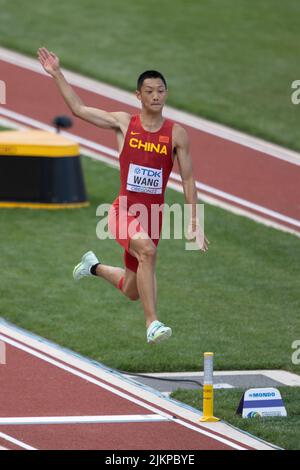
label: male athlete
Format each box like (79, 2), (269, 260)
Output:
(38, 47), (209, 344)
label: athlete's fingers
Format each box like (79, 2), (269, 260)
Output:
(38, 47), (48, 57)
(201, 239), (208, 250)
(50, 52), (59, 64)
(37, 48), (44, 59)
(38, 48), (49, 62)
(38, 49), (57, 71)
(186, 222), (209, 251)
(39, 48), (52, 62)
(38, 53), (47, 66)
(201, 234), (209, 251)
(39, 46), (50, 55)
(195, 232), (208, 252)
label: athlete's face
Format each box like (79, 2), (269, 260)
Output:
(136, 78), (168, 113)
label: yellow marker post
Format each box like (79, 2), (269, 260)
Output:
(199, 352), (220, 422)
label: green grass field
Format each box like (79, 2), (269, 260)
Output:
(0, 155), (299, 373)
(0, 0), (299, 150)
(171, 387), (300, 450)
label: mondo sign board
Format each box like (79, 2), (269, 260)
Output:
(236, 387), (287, 418)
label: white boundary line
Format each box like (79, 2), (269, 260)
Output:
(167, 179), (300, 237)
(262, 370), (300, 386)
(0, 415), (168, 426)
(0, 321), (277, 450)
(171, 172), (300, 229)
(0, 111), (299, 237)
(0, 46), (299, 166)
(0, 432), (37, 450)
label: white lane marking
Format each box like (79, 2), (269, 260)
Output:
(171, 171), (300, 229)
(0, 333), (248, 450)
(0, 415), (168, 425)
(166, 179), (300, 238)
(262, 370), (300, 386)
(213, 384), (235, 389)
(0, 110), (299, 236)
(0, 115), (28, 129)
(0, 432), (37, 450)
(0, 45), (299, 166)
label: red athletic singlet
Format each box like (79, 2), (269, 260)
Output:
(119, 114), (174, 204)
(108, 114), (175, 272)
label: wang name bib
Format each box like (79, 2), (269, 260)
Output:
(126, 163), (163, 194)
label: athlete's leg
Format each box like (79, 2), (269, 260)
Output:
(105, 196), (163, 336)
(94, 264), (139, 301)
(128, 234), (158, 328)
(122, 267), (139, 301)
(94, 264), (124, 289)
(115, 260), (158, 319)
(123, 251), (157, 305)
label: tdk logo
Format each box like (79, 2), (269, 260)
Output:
(249, 392), (276, 398)
(136, 168), (161, 178)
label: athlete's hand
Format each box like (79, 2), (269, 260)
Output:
(187, 218), (209, 252)
(37, 47), (60, 77)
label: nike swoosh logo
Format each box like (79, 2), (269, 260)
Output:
(131, 131), (140, 135)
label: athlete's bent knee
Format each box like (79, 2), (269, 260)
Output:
(123, 284), (139, 301)
(128, 292), (140, 301)
(139, 241), (157, 263)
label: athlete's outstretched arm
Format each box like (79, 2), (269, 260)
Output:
(174, 124), (209, 252)
(37, 47), (129, 130)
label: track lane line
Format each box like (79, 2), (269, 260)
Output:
(0, 415), (169, 425)
(0, 432), (37, 450)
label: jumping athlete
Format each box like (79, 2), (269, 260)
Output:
(38, 47), (209, 344)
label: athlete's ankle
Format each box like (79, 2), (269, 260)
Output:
(146, 317), (158, 328)
(90, 263), (101, 276)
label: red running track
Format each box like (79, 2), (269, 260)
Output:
(0, 324), (275, 451)
(0, 54), (299, 233)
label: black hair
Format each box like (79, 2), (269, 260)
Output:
(137, 70), (167, 90)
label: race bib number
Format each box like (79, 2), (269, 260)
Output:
(126, 163), (163, 194)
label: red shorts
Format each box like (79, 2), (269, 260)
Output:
(108, 196), (162, 273)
